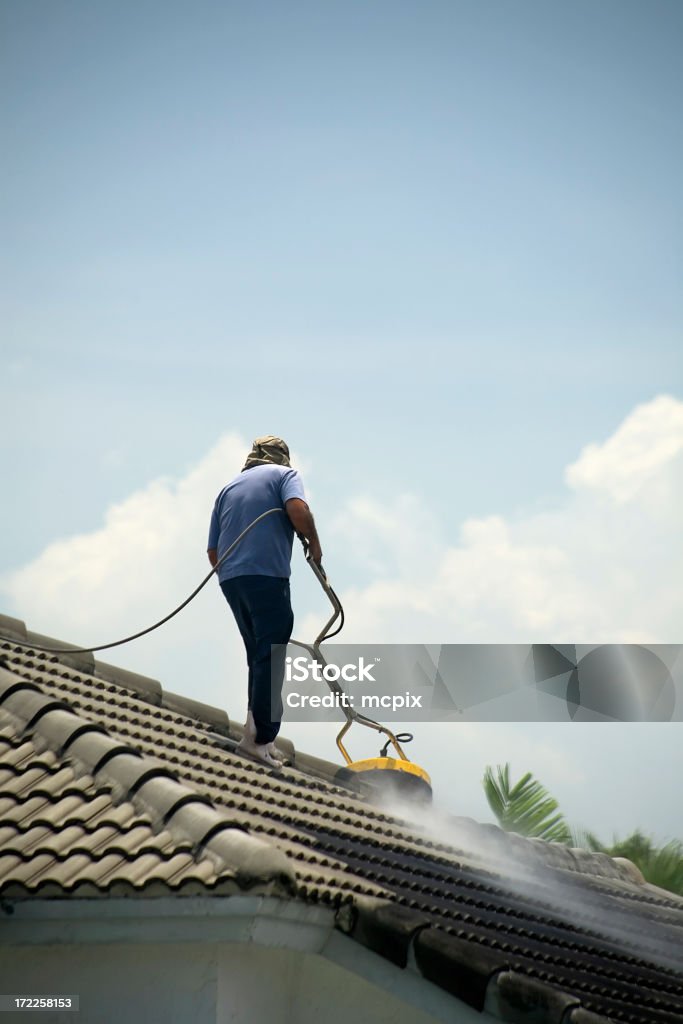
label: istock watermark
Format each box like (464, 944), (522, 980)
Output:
(285, 655), (378, 684)
(272, 644), (683, 723)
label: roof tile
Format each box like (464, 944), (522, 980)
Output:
(31, 708), (104, 755)
(338, 897), (430, 967)
(2, 627), (683, 1024)
(134, 775), (212, 825)
(93, 752), (175, 799)
(66, 730), (139, 772)
(413, 927), (506, 1011)
(486, 970), (581, 1024)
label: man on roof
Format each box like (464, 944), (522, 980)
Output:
(207, 436), (322, 768)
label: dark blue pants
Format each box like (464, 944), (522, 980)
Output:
(220, 575), (294, 745)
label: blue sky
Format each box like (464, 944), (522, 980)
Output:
(2, 1), (682, 842)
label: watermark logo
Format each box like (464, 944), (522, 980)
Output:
(285, 655), (378, 683)
(274, 644), (682, 723)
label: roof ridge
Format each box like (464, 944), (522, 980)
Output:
(0, 665), (295, 895)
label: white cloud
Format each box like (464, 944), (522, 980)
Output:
(565, 394), (683, 504)
(318, 394), (683, 643)
(4, 434), (244, 628)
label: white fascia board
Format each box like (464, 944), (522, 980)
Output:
(1, 896), (332, 952)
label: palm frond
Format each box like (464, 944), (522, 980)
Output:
(483, 763), (571, 844)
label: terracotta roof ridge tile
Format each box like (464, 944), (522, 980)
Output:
(0, 615), (28, 646)
(94, 660), (163, 705)
(20, 633), (95, 677)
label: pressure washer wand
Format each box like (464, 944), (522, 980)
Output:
(293, 539), (411, 764)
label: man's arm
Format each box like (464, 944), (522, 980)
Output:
(286, 498), (322, 565)
(207, 500), (220, 569)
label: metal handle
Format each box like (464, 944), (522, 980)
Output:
(289, 552), (413, 767)
(306, 557), (343, 646)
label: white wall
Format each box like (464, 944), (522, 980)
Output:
(216, 943), (443, 1024)
(2, 941), (445, 1024)
(2, 942), (218, 1024)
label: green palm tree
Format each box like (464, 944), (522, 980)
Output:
(582, 829), (683, 895)
(483, 763), (572, 844)
(482, 765), (683, 896)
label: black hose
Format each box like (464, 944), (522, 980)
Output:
(6, 508), (290, 655)
(320, 585), (345, 641)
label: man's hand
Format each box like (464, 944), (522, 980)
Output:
(286, 498), (323, 565)
(305, 537), (323, 565)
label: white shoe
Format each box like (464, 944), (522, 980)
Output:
(236, 735), (283, 769)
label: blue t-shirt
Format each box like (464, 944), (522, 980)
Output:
(207, 464), (307, 581)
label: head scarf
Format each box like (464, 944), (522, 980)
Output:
(242, 435), (291, 471)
